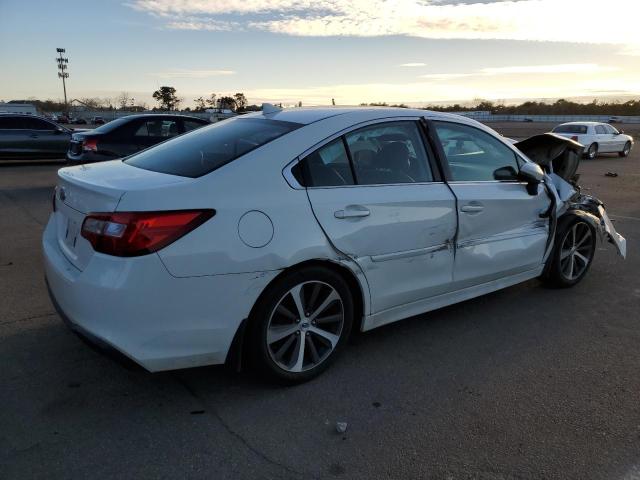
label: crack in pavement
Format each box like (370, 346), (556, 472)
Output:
(174, 375), (313, 480)
(1, 312), (56, 327)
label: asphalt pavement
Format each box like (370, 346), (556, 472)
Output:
(1, 123), (639, 479)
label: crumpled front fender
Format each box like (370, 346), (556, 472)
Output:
(567, 196), (627, 258)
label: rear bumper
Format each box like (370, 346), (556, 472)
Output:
(42, 215), (278, 371)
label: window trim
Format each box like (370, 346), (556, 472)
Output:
(282, 117), (443, 189)
(429, 119), (525, 184)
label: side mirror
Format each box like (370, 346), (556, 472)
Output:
(618, 129), (624, 135)
(519, 162), (544, 195)
(493, 166), (518, 181)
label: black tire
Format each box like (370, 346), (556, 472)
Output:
(247, 266), (354, 384)
(619, 141), (632, 158)
(585, 143), (598, 160)
(541, 216), (597, 288)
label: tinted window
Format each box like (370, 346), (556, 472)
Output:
(0, 116), (24, 129)
(126, 118), (301, 178)
(23, 118), (55, 130)
(293, 138), (354, 187)
(135, 119), (179, 138)
(595, 125), (607, 134)
(345, 121), (433, 185)
(552, 124), (587, 134)
(183, 119), (207, 132)
(434, 122), (519, 182)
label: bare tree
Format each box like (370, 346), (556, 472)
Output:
(194, 97), (207, 112)
(116, 91), (131, 110)
(205, 93), (217, 108)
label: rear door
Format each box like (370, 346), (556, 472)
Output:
(300, 120), (457, 314)
(0, 115), (29, 158)
(22, 117), (69, 157)
(604, 124), (624, 150)
(430, 120), (550, 289)
(595, 125), (613, 152)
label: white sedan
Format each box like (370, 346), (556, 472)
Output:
(552, 122), (633, 159)
(43, 106), (626, 383)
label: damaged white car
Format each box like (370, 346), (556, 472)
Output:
(43, 107), (626, 383)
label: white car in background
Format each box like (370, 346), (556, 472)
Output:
(43, 107), (626, 383)
(552, 122), (633, 160)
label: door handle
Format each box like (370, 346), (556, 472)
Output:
(334, 206), (370, 219)
(460, 204), (484, 213)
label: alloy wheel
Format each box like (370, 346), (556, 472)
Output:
(266, 281), (344, 373)
(559, 222), (594, 281)
(588, 145), (597, 159)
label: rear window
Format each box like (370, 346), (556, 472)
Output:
(553, 125), (587, 134)
(125, 118), (302, 178)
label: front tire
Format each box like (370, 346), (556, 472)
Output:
(586, 143), (598, 160)
(248, 266), (354, 384)
(541, 216), (597, 288)
(619, 141), (631, 157)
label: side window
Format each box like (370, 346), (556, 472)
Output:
(344, 121), (433, 185)
(0, 116), (24, 129)
(604, 124), (617, 134)
(24, 118), (55, 130)
(433, 121), (519, 182)
(183, 119), (207, 132)
(135, 119), (180, 138)
(293, 138), (355, 187)
(595, 125), (607, 134)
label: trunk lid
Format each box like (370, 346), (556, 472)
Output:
(55, 160), (190, 270)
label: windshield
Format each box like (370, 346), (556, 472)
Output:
(125, 117), (302, 178)
(553, 125), (588, 134)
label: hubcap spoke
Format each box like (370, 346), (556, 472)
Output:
(274, 334), (296, 360)
(309, 290), (339, 322)
(560, 248), (572, 260)
(308, 326), (340, 348)
(289, 284), (306, 320)
(315, 313), (343, 325)
(275, 304), (297, 322)
(291, 333), (306, 372)
(267, 324), (299, 344)
(306, 335), (320, 363)
(574, 251), (589, 266)
(575, 230), (592, 249)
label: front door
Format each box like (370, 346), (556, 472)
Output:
(431, 120), (551, 289)
(301, 120), (457, 314)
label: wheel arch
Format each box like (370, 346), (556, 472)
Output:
(249, 258), (368, 332)
(226, 258), (369, 371)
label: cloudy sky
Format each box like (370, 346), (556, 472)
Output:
(0, 0), (638, 107)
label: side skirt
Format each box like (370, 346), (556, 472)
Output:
(362, 266), (544, 331)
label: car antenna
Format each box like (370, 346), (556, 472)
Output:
(262, 103), (282, 115)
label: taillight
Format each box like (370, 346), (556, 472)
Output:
(81, 210), (215, 257)
(571, 136), (579, 142)
(83, 138), (98, 152)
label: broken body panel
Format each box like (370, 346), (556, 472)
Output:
(515, 133), (626, 258)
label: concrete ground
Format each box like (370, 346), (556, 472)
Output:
(1, 123), (639, 479)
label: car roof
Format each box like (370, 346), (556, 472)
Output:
(243, 107), (465, 125)
(110, 114), (207, 121)
(557, 122), (602, 126)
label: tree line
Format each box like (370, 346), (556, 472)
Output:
(7, 92), (640, 116)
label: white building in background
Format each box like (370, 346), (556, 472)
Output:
(0, 103), (38, 115)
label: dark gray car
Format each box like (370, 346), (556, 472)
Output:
(0, 114), (72, 160)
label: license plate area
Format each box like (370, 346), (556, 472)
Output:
(63, 216), (81, 250)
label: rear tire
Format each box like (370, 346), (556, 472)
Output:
(541, 216), (597, 288)
(585, 143), (598, 160)
(247, 266), (354, 384)
(619, 141), (631, 157)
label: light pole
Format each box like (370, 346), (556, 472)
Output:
(56, 48), (69, 115)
